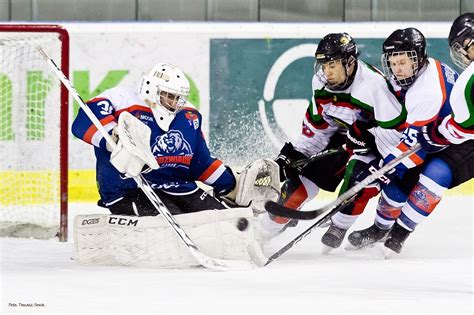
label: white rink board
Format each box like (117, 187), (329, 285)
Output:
(1, 195), (472, 314)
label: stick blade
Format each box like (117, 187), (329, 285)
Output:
(264, 201), (324, 220)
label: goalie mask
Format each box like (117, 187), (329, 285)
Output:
(314, 33), (359, 91)
(448, 12), (474, 70)
(381, 28), (427, 88)
(138, 63), (190, 131)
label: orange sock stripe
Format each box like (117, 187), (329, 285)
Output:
(408, 183), (442, 215)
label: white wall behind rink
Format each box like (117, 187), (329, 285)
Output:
(63, 22), (452, 170)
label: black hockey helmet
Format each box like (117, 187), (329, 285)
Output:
(314, 32), (359, 90)
(448, 12), (474, 69)
(381, 28), (427, 88)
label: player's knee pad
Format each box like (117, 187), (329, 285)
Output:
(422, 158), (453, 189)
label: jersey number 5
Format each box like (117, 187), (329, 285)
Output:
(402, 127), (419, 147)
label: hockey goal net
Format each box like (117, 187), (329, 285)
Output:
(0, 25), (69, 241)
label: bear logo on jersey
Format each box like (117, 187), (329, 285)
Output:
(152, 130), (193, 156)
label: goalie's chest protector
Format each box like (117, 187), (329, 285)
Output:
(142, 107), (207, 193)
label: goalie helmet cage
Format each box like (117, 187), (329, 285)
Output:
(0, 24), (69, 241)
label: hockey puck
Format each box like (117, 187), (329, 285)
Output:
(236, 218), (249, 231)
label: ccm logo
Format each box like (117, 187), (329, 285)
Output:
(108, 217), (138, 226)
(82, 218), (100, 225)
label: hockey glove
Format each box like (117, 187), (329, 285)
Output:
(353, 158), (394, 189)
(275, 142), (307, 182)
(417, 119), (450, 153)
(345, 120), (376, 155)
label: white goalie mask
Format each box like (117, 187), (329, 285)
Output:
(138, 63), (190, 131)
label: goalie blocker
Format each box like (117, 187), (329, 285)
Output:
(74, 207), (267, 268)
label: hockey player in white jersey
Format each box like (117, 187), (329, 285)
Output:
(421, 12), (474, 146)
(347, 27), (473, 254)
(261, 33), (406, 241)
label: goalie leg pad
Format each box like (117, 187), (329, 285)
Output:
(74, 208), (265, 268)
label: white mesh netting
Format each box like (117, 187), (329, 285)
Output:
(0, 31), (64, 238)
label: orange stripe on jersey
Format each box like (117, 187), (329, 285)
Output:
(115, 105), (152, 117)
(435, 60), (447, 105)
(397, 142), (424, 165)
(411, 61), (447, 127)
(198, 160), (223, 182)
(83, 115), (116, 144)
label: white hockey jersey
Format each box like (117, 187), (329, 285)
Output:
(386, 58), (458, 171)
(295, 60), (405, 158)
(438, 61), (474, 144)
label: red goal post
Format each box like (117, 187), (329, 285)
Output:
(0, 24), (69, 241)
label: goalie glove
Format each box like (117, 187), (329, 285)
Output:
(109, 111), (159, 177)
(221, 159), (280, 212)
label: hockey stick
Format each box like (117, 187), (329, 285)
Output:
(289, 147), (344, 169)
(263, 199), (355, 266)
(265, 143), (421, 220)
(38, 47), (256, 271)
(261, 144), (421, 266)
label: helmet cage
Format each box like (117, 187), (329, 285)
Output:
(140, 74), (189, 115)
(381, 50), (420, 88)
(156, 85), (188, 114)
(314, 54), (357, 90)
(449, 39), (473, 70)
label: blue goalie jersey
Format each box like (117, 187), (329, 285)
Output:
(72, 87), (235, 205)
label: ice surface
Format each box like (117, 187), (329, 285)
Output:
(1, 196), (472, 314)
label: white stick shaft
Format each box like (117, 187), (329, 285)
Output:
(36, 47), (117, 149)
(324, 143), (422, 212)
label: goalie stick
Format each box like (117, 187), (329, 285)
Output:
(37, 47), (256, 271)
(260, 144), (422, 266)
(265, 143), (421, 221)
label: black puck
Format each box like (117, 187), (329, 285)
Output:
(236, 218), (249, 231)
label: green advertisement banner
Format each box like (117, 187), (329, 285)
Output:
(210, 38), (453, 166)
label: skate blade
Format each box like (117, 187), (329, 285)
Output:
(344, 242), (376, 251)
(321, 245), (334, 255)
(383, 246), (397, 259)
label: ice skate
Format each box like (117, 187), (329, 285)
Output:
(346, 223), (390, 250)
(321, 223), (347, 254)
(384, 222), (411, 254)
